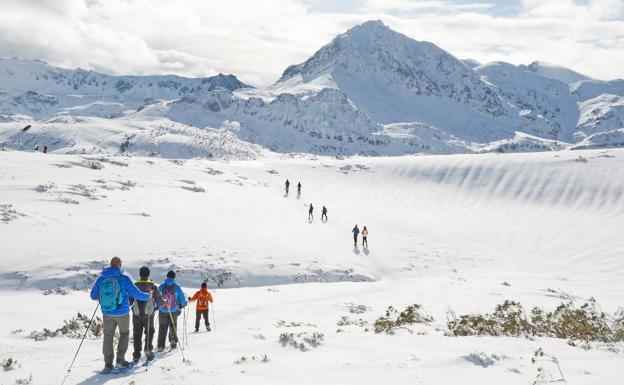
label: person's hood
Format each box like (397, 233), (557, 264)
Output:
(163, 278), (176, 286)
(101, 266), (123, 278)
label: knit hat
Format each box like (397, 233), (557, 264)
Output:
(166, 270), (176, 279)
(139, 266), (150, 278)
(201, 282), (207, 288)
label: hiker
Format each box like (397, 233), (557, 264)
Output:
(43, 145), (48, 154)
(352, 225), (360, 246)
(297, 182), (301, 198)
(34, 144), (39, 152)
(285, 179), (290, 195)
(157, 271), (187, 352)
(321, 206), (328, 222)
(362, 226), (369, 247)
(188, 282), (214, 332)
(308, 203), (314, 220)
(89, 257), (152, 373)
(129, 266), (165, 364)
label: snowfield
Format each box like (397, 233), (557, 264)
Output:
(1, 148), (623, 385)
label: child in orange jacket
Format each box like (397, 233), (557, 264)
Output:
(188, 282), (213, 332)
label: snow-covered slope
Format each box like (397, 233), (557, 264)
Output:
(519, 61), (591, 84)
(475, 61), (579, 140)
(577, 94), (624, 136)
(1, 148), (623, 385)
(571, 79), (624, 101)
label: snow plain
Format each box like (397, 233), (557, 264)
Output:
(0, 148), (623, 385)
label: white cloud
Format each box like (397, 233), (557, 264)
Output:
(0, 0), (622, 85)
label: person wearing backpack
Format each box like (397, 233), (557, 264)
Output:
(129, 266), (165, 364)
(188, 282), (214, 332)
(361, 226), (369, 247)
(90, 257), (152, 373)
(157, 271), (187, 351)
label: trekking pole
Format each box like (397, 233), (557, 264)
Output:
(167, 308), (186, 362)
(145, 311), (152, 372)
(182, 308), (188, 346)
(60, 303), (99, 385)
(211, 303), (217, 332)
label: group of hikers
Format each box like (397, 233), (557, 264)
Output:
(89, 257), (214, 373)
(284, 179), (369, 246)
(285, 179), (329, 222)
(352, 224), (369, 247)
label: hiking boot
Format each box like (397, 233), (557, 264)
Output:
(194, 328), (199, 333)
(117, 360), (132, 369)
(146, 351), (155, 361)
(157, 347), (165, 353)
(206, 325), (211, 332)
(132, 357), (140, 365)
(170, 343), (177, 350)
(101, 364), (114, 374)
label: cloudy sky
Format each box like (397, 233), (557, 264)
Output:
(0, 0), (622, 85)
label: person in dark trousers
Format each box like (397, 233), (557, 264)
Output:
(285, 179), (290, 195)
(43, 145), (48, 154)
(129, 266), (165, 364)
(297, 182), (301, 198)
(308, 203), (314, 220)
(361, 226), (369, 247)
(352, 225), (360, 246)
(157, 271), (187, 352)
(188, 282), (214, 332)
(34, 144), (39, 152)
(90, 257), (151, 373)
(321, 206), (328, 222)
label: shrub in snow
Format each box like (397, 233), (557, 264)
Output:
(336, 316), (368, 327)
(2, 357), (19, 371)
(15, 375), (33, 385)
(373, 304), (433, 334)
(447, 299), (624, 343)
(30, 312), (103, 340)
(279, 332), (324, 351)
(531, 348), (566, 384)
(463, 352), (498, 367)
(34, 182), (56, 193)
(0, 204), (26, 223)
(234, 354), (270, 364)
(82, 160), (104, 170)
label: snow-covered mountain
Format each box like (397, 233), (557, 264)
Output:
(1, 20), (624, 158)
(519, 61), (591, 85)
(0, 58), (249, 119)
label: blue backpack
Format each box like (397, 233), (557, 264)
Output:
(100, 277), (122, 312)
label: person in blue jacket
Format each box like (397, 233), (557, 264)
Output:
(90, 257), (151, 373)
(157, 270), (187, 351)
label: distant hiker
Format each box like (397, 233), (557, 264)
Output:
(362, 226), (369, 247)
(308, 203), (314, 220)
(89, 257), (152, 373)
(352, 225), (360, 246)
(129, 266), (165, 364)
(188, 282), (214, 332)
(285, 179), (290, 195)
(321, 206), (328, 222)
(34, 144), (39, 152)
(157, 271), (187, 352)
(43, 145), (48, 154)
(297, 182), (302, 198)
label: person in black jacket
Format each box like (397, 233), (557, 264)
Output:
(129, 266), (165, 363)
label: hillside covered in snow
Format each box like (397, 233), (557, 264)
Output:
(1, 148), (623, 385)
(1, 20), (624, 158)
